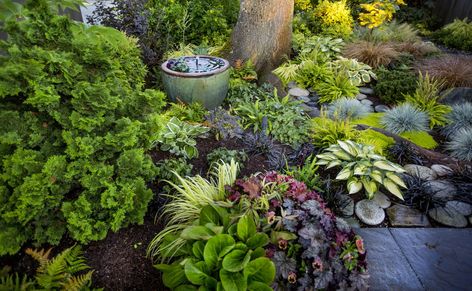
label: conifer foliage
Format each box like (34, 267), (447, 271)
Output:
(0, 0), (166, 255)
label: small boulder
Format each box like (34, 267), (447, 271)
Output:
(375, 105), (389, 113)
(339, 195), (355, 217)
(386, 204), (430, 227)
(356, 93), (368, 100)
(446, 201), (472, 216)
(431, 164), (453, 177)
(404, 164), (437, 180)
(355, 199), (385, 225)
(361, 99), (373, 106)
(423, 180), (457, 200)
(288, 87), (310, 98)
(287, 81), (297, 89)
(373, 192), (391, 209)
(359, 87), (374, 95)
(428, 207), (467, 228)
(297, 96), (311, 103)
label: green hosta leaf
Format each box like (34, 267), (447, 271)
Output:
(315, 153), (337, 161)
(331, 149), (352, 161)
(222, 249), (252, 272)
(181, 226), (214, 241)
(386, 172), (407, 188)
(184, 260), (210, 285)
(203, 234), (235, 270)
(361, 178), (378, 199)
(326, 160), (342, 169)
(384, 178), (404, 200)
(336, 167), (352, 180)
(246, 233), (269, 249)
(373, 160), (398, 172)
(248, 281), (273, 291)
(243, 257), (275, 284)
(347, 177), (363, 194)
(192, 241), (206, 261)
(220, 270), (246, 291)
(237, 214), (256, 242)
(155, 263), (187, 288)
(353, 164), (367, 176)
(370, 170), (383, 184)
(315, 159), (330, 165)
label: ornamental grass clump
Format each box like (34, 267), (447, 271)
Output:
(316, 140), (407, 199)
(0, 0), (167, 255)
(417, 55), (472, 88)
(342, 41), (399, 68)
(380, 103), (429, 134)
(327, 98), (372, 121)
(446, 128), (472, 162)
(442, 103), (472, 139)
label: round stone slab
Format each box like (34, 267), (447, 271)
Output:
(446, 201), (472, 216)
(355, 199), (385, 225)
(288, 87), (310, 97)
(373, 192), (391, 209)
(428, 207), (467, 228)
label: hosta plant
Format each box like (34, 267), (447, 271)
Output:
(155, 117), (210, 159)
(316, 140), (407, 199)
(330, 57), (377, 86)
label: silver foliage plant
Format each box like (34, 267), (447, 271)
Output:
(327, 97), (372, 120)
(442, 102), (472, 139)
(380, 103), (429, 134)
(446, 127), (472, 161)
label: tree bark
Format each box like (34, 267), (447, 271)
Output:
(230, 0), (294, 78)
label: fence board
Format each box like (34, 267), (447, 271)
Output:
(434, 0), (472, 24)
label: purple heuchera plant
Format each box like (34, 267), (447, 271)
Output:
(229, 171), (369, 290)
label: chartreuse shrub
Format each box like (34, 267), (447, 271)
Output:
(311, 114), (358, 148)
(316, 140), (406, 199)
(433, 18), (472, 52)
(0, 245), (99, 290)
(358, 0), (406, 29)
(0, 0), (167, 255)
(313, 0), (354, 38)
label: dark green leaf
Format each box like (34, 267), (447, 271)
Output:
(222, 249), (252, 272)
(192, 241), (206, 260)
(199, 205), (220, 226)
(175, 285), (198, 291)
(237, 214), (256, 242)
(155, 263), (187, 288)
(250, 247), (266, 260)
(248, 281), (273, 291)
(244, 257), (275, 284)
(246, 233), (269, 249)
(203, 234), (235, 270)
(184, 260), (209, 285)
(181, 226), (214, 241)
(220, 269), (246, 291)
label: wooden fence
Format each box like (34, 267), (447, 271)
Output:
(434, 0), (472, 25)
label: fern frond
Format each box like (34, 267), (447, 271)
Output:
(0, 272), (34, 291)
(60, 271), (93, 291)
(25, 248), (52, 273)
(35, 248), (69, 289)
(64, 246), (89, 274)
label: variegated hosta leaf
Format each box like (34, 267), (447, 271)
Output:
(361, 177), (377, 198)
(315, 159), (330, 165)
(385, 172), (407, 189)
(370, 170), (383, 184)
(316, 153), (337, 161)
(373, 160), (398, 172)
(337, 140), (357, 156)
(332, 149), (352, 161)
(353, 165), (368, 176)
(347, 178), (363, 194)
(336, 167), (353, 180)
(326, 160), (342, 169)
(383, 178), (404, 200)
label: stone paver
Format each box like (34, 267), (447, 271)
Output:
(357, 228), (472, 291)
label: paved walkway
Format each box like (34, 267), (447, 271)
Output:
(356, 228), (472, 291)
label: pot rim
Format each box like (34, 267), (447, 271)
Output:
(161, 55), (230, 78)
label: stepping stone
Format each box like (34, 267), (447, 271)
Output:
(431, 164), (453, 177)
(428, 207), (467, 228)
(375, 104), (389, 113)
(361, 99), (373, 106)
(359, 87), (374, 95)
(446, 201), (472, 216)
(404, 164), (437, 180)
(356, 93), (368, 100)
(424, 180), (457, 200)
(386, 204), (431, 227)
(288, 87), (310, 97)
(373, 191), (391, 209)
(390, 228), (472, 290)
(356, 228), (423, 290)
(287, 81), (297, 89)
(355, 199), (385, 225)
(339, 195), (354, 217)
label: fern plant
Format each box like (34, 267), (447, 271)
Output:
(311, 113), (358, 148)
(315, 74), (359, 103)
(0, 245), (100, 291)
(404, 73), (452, 129)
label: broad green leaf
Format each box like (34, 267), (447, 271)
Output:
(326, 160), (342, 169)
(193, 241), (206, 260)
(370, 170), (383, 184)
(338, 140), (356, 156)
(250, 247), (266, 260)
(204, 223), (224, 235)
(181, 226), (214, 241)
(184, 260), (209, 285)
(362, 178), (377, 198)
(244, 257), (275, 284)
(175, 285), (198, 291)
(222, 250), (252, 272)
(199, 205), (220, 226)
(332, 149), (352, 161)
(384, 178), (404, 200)
(336, 167), (352, 180)
(233, 242), (248, 251)
(203, 234), (235, 270)
(220, 270), (246, 291)
(246, 233), (269, 249)
(155, 263), (187, 288)
(248, 281), (273, 291)
(237, 214), (256, 242)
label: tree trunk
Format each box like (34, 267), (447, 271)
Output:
(230, 0), (294, 78)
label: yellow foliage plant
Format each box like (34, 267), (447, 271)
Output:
(313, 0), (354, 38)
(359, 0), (406, 29)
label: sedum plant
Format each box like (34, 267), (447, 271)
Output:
(0, 0), (166, 255)
(316, 140), (407, 199)
(404, 73), (452, 129)
(155, 117), (210, 159)
(330, 56), (377, 86)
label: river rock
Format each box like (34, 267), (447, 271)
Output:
(359, 87), (374, 95)
(361, 99), (373, 106)
(386, 204), (431, 227)
(431, 164), (453, 177)
(356, 93), (368, 100)
(307, 107), (320, 117)
(373, 192), (391, 209)
(297, 96), (311, 103)
(428, 207), (467, 228)
(339, 195), (355, 217)
(446, 201), (472, 216)
(423, 180), (457, 200)
(375, 105), (389, 113)
(289, 87), (310, 98)
(287, 81), (297, 89)
(355, 199), (385, 225)
(404, 164), (437, 180)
